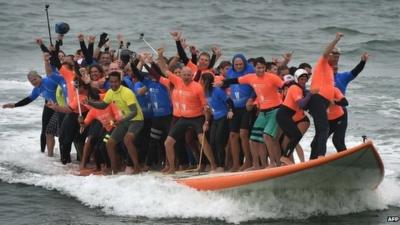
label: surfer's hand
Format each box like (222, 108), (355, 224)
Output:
(78, 116), (84, 124)
(2, 103), (15, 109)
(202, 121), (209, 132)
(361, 52), (369, 62)
(87, 35), (96, 44)
(98, 32), (109, 48)
(336, 32), (344, 40)
(213, 80), (223, 87)
(310, 88), (319, 94)
(212, 47), (222, 58)
(157, 47), (165, 57)
(227, 110), (234, 119)
(77, 33), (84, 42)
(170, 31), (181, 41)
(35, 38), (43, 46)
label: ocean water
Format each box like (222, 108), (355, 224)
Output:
(0, 0), (399, 224)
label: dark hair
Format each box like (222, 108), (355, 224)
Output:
(298, 63), (312, 70)
(89, 64), (104, 75)
(265, 61), (277, 71)
(217, 60), (231, 70)
(88, 87), (100, 100)
(247, 58), (256, 66)
(108, 71), (121, 80)
(199, 52), (211, 59)
(289, 66), (297, 75)
(278, 65), (289, 75)
(73, 77), (89, 89)
(254, 57), (267, 67)
(99, 51), (111, 59)
(201, 72), (214, 97)
(76, 49), (82, 55)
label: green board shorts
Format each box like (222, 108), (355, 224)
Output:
(110, 120), (144, 143)
(250, 109), (279, 143)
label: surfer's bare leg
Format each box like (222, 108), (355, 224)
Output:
(124, 132), (141, 174)
(198, 133), (217, 171)
(263, 134), (280, 167)
(80, 136), (93, 169)
(46, 134), (55, 157)
(248, 140), (261, 170)
(229, 132), (240, 171)
(164, 136), (176, 173)
(239, 129), (252, 170)
(296, 120), (309, 162)
(106, 138), (119, 174)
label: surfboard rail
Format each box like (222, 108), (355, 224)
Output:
(176, 141), (384, 191)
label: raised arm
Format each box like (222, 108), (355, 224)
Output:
(323, 32), (343, 59)
(157, 47), (169, 76)
(209, 47), (222, 69)
(36, 38), (49, 53)
(93, 32), (109, 60)
(351, 52), (368, 78)
(78, 34), (95, 65)
(43, 52), (53, 75)
(170, 31), (189, 65)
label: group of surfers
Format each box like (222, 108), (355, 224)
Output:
(2, 30), (368, 175)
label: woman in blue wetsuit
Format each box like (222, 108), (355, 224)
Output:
(201, 73), (234, 171)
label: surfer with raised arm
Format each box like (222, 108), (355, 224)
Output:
(308, 32), (343, 159)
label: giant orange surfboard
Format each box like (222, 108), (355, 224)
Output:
(176, 141), (384, 191)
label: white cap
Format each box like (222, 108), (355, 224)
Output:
(294, 69), (309, 82)
(283, 75), (295, 84)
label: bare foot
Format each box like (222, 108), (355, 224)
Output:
(142, 165), (150, 172)
(211, 167), (224, 173)
(132, 167), (141, 174)
(161, 166), (170, 173)
(239, 163), (252, 171)
(125, 166), (134, 174)
(230, 166), (240, 172)
(280, 157), (294, 166)
(244, 166), (260, 171)
(164, 168), (175, 174)
(266, 163), (277, 169)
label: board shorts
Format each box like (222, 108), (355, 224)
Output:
(111, 120), (144, 143)
(250, 108), (279, 143)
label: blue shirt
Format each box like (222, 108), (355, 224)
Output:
(145, 78), (172, 117)
(133, 81), (153, 118)
(335, 71), (354, 95)
(227, 54), (255, 108)
(207, 87), (229, 120)
(29, 72), (66, 102)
